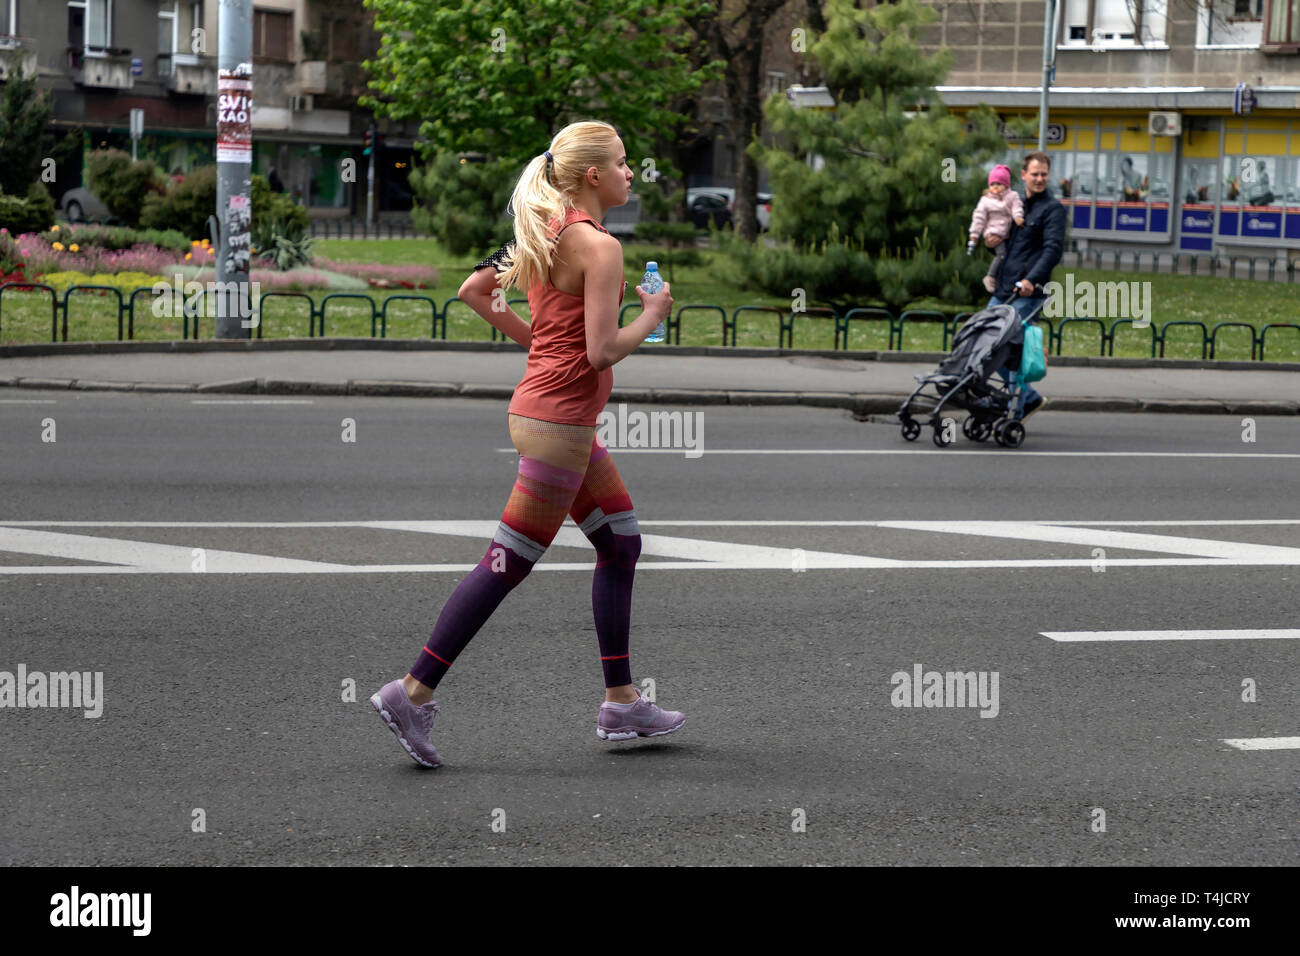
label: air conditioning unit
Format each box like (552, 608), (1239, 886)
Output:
(1148, 111), (1181, 136)
(290, 94), (314, 112)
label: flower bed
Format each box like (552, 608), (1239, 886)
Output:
(313, 257), (439, 289)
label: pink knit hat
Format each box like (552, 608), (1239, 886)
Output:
(988, 165), (1011, 187)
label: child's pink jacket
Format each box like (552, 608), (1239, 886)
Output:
(968, 189), (1024, 240)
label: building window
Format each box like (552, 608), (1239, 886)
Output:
(2, 0), (15, 37)
(765, 71), (785, 97)
(1061, 0), (1169, 47)
(68, 0), (113, 51)
(253, 9), (292, 61)
(158, 2), (201, 73)
(327, 17), (360, 62)
(1265, 0), (1300, 42)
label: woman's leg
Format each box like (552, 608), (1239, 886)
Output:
(568, 436), (641, 704)
(402, 415), (594, 703)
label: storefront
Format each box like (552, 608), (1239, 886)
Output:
(952, 96), (1300, 260)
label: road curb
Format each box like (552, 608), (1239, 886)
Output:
(3, 376), (1296, 414)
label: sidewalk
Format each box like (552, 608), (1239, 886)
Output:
(1, 340), (1297, 414)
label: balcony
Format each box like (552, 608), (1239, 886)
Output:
(67, 48), (135, 90)
(157, 54), (216, 95)
(0, 36), (38, 81)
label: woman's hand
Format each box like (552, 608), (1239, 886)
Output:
(985, 234), (1003, 248)
(635, 281), (673, 321)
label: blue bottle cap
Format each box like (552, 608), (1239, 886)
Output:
(645, 262), (658, 271)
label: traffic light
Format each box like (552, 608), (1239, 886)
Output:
(363, 124), (374, 156)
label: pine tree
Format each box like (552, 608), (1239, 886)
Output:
(733, 0), (1005, 310)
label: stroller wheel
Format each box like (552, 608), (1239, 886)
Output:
(1000, 421), (1026, 448)
(931, 422), (954, 448)
(965, 418), (993, 443)
(900, 418), (921, 442)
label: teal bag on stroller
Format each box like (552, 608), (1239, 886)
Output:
(1019, 321), (1047, 383)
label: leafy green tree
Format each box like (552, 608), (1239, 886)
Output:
(86, 150), (166, 228)
(730, 0), (1005, 310)
(362, 0), (720, 254)
(0, 65), (53, 197)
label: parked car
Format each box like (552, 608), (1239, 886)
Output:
(687, 191), (731, 229)
(685, 187), (771, 231)
(59, 187), (115, 224)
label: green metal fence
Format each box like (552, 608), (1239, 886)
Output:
(1, 282), (1295, 363)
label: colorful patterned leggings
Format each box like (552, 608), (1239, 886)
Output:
(408, 414), (642, 690)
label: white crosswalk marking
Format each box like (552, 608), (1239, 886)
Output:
(1042, 629), (1300, 642)
(1, 519), (1299, 573)
(0, 527), (355, 573)
(1222, 737), (1300, 751)
(878, 521), (1300, 562)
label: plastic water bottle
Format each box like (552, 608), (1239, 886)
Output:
(641, 262), (666, 343)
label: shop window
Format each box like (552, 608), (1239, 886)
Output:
(1182, 160), (1219, 204)
(1117, 154), (1149, 201)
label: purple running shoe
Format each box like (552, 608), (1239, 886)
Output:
(597, 690), (685, 741)
(370, 679), (442, 768)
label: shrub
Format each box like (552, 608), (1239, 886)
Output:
(408, 150), (514, 257)
(141, 168), (311, 243)
(87, 149), (166, 228)
(140, 165), (216, 239)
(49, 224), (190, 255)
(38, 270), (165, 295)
(0, 182), (56, 235)
(251, 174), (309, 234)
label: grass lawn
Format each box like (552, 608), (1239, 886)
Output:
(2, 239), (1298, 362)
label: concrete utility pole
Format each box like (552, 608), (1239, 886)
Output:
(214, 0), (254, 338)
(1038, 0), (1059, 152)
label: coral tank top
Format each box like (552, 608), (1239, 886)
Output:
(507, 207), (622, 427)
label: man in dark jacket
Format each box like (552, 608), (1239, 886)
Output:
(985, 151), (1065, 418)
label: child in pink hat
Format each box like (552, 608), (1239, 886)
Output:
(968, 165), (1025, 293)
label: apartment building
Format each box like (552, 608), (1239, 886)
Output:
(920, 0), (1300, 258)
(0, 0), (416, 217)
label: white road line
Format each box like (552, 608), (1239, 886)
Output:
(0, 399), (57, 404)
(1222, 737), (1300, 751)
(2, 520), (1300, 574)
(498, 448), (1300, 459)
(879, 521), (1300, 561)
(191, 400), (316, 405)
(363, 520), (904, 567)
(1042, 630), (1300, 642)
(0, 527), (355, 573)
(13, 519), (1295, 529)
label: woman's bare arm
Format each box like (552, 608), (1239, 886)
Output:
(458, 267), (532, 348)
(583, 236), (671, 372)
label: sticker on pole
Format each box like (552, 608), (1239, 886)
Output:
(217, 64), (253, 164)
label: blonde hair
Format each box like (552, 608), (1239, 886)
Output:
(496, 121), (620, 294)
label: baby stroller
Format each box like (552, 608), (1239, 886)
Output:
(897, 292), (1050, 449)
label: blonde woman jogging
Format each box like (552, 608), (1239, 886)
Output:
(371, 121), (684, 767)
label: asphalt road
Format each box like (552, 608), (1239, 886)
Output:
(1, 393), (1297, 865)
